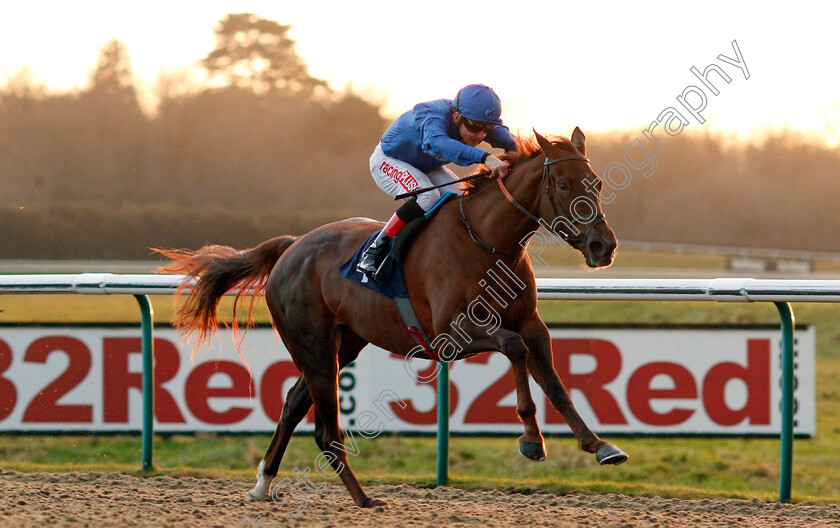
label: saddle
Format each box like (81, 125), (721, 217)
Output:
(338, 193), (454, 360)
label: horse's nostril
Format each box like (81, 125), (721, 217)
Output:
(588, 240), (604, 257)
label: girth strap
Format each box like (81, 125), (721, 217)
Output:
(394, 296), (439, 361)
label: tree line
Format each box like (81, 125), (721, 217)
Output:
(587, 129), (840, 252)
(1, 13), (838, 259)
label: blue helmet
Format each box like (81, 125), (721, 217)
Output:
(452, 84), (504, 126)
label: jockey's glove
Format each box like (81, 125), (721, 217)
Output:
(484, 155), (509, 177)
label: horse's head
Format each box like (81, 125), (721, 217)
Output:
(533, 128), (616, 268)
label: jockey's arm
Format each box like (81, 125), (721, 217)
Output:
(419, 115), (489, 167)
(484, 125), (518, 153)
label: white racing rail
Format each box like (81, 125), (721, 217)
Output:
(538, 277), (840, 302)
(4, 273), (840, 301)
(4, 273), (840, 502)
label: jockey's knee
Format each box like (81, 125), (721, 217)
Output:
(396, 198), (425, 223)
(417, 190), (444, 212)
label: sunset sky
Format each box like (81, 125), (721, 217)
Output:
(3, 1), (839, 144)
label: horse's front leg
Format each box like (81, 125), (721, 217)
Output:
(519, 317), (628, 465)
(455, 323), (546, 461)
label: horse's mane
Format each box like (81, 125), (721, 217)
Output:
(461, 134), (576, 194)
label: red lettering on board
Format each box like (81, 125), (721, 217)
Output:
(463, 354), (520, 424)
(627, 362), (696, 425)
(185, 361), (254, 424)
(22, 336), (93, 423)
(102, 337), (186, 423)
(0, 339), (17, 421)
(390, 361), (458, 425)
(546, 339), (627, 425)
(703, 339), (771, 425)
(260, 360), (315, 424)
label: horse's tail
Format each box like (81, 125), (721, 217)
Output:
(153, 235), (296, 357)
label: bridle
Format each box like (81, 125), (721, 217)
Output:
(459, 153), (606, 258)
(508, 154), (606, 245)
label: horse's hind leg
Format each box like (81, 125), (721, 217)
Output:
(311, 327), (368, 457)
(248, 327), (368, 502)
(285, 324), (384, 509)
(248, 376), (312, 501)
(304, 367), (386, 508)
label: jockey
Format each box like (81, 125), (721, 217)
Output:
(357, 83), (518, 278)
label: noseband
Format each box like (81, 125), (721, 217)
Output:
(459, 153), (606, 258)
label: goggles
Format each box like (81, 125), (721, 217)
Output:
(461, 116), (496, 134)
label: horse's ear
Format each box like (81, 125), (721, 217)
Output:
(533, 129), (553, 154)
(571, 127), (586, 156)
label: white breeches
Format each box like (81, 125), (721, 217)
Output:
(369, 143), (464, 211)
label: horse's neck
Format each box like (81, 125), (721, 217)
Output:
(463, 158), (544, 258)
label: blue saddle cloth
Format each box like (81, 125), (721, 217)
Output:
(338, 193), (454, 299)
(338, 229), (408, 299)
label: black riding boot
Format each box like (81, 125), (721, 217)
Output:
(357, 230), (392, 279)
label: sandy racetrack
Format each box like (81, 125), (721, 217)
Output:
(1, 471), (839, 527)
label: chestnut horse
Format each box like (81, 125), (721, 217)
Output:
(156, 128), (626, 509)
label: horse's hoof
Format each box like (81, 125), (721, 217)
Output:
(596, 445), (628, 465)
(360, 497), (389, 508)
(247, 490), (269, 502)
(518, 438), (547, 462)
(248, 459), (273, 501)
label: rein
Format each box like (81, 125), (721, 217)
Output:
(460, 154), (606, 257)
(459, 192), (520, 260)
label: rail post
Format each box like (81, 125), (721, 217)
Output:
(775, 301), (795, 502)
(134, 294), (154, 472)
(436, 361), (450, 486)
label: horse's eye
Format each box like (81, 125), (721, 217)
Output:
(558, 181), (570, 193)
